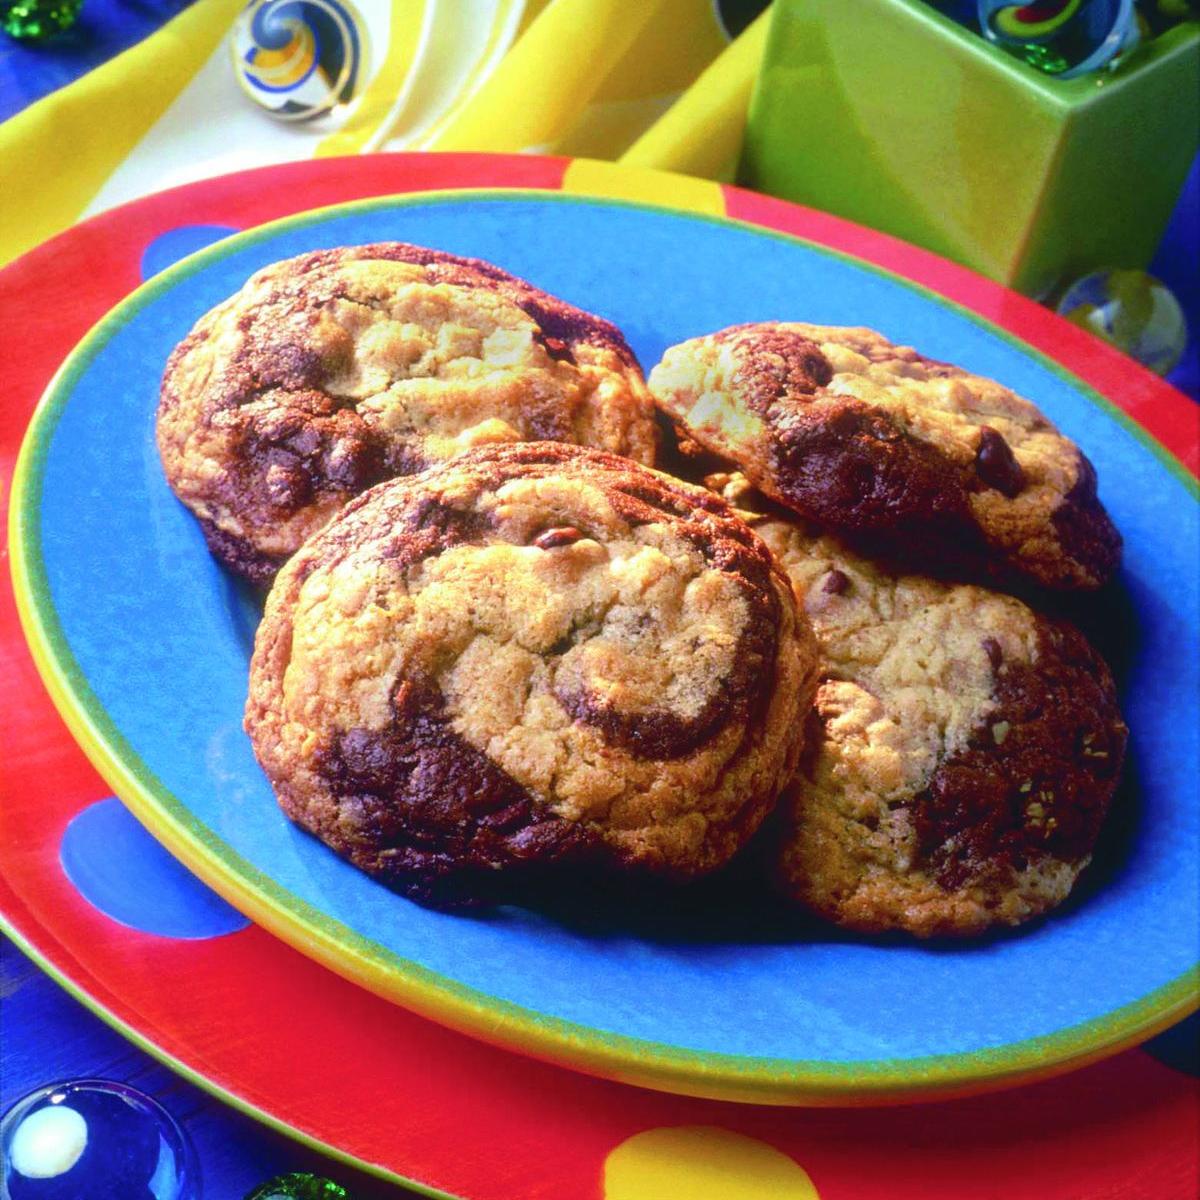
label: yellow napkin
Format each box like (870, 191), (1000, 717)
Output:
(0, 0), (769, 266)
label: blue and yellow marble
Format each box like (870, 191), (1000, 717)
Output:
(232, 0), (367, 120)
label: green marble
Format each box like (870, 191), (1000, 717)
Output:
(1, 0), (82, 40)
(243, 1173), (349, 1200)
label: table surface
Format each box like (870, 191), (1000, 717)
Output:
(2, 11), (1199, 1197)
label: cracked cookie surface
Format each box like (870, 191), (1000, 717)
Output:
(710, 473), (1127, 937)
(158, 243), (658, 583)
(650, 323), (1121, 590)
(245, 443), (818, 906)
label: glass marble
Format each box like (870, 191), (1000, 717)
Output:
(0, 1080), (198, 1200)
(1057, 268), (1188, 375)
(0, 0), (81, 40)
(977, 0), (1139, 76)
(230, 0), (368, 122)
(243, 1174), (349, 1200)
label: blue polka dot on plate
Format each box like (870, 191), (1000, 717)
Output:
(140, 226), (241, 281)
(60, 798), (250, 939)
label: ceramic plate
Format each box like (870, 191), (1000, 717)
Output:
(12, 189), (1199, 1104)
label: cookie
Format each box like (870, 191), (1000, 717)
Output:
(710, 473), (1127, 937)
(649, 323), (1121, 590)
(158, 243), (658, 583)
(245, 443), (818, 906)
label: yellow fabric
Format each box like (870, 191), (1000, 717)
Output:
(0, 0), (772, 267)
(537, 0), (730, 160)
(315, 0), (432, 157)
(425, 0), (670, 154)
(398, 0), (556, 150)
(621, 10), (771, 182)
(0, 0), (245, 266)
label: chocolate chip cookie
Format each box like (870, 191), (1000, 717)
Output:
(158, 243), (658, 583)
(245, 443), (819, 906)
(710, 473), (1127, 937)
(650, 323), (1121, 590)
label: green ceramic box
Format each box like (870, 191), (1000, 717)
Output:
(740, 1), (1200, 297)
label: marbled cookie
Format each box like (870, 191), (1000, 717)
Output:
(245, 444), (819, 906)
(711, 473), (1127, 937)
(159, 243), (658, 583)
(650, 323), (1121, 590)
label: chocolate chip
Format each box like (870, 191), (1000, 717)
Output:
(539, 334), (572, 362)
(975, 427), (1026, 498)
(822, 568), (850, 595)
(982, 637), (1003, 671)
(534, 526), (584, 550)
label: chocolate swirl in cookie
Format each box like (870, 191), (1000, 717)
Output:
(246, 443), (818, 906)
(158, 243), (658, 584)
(913, 616), (1126, 894)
